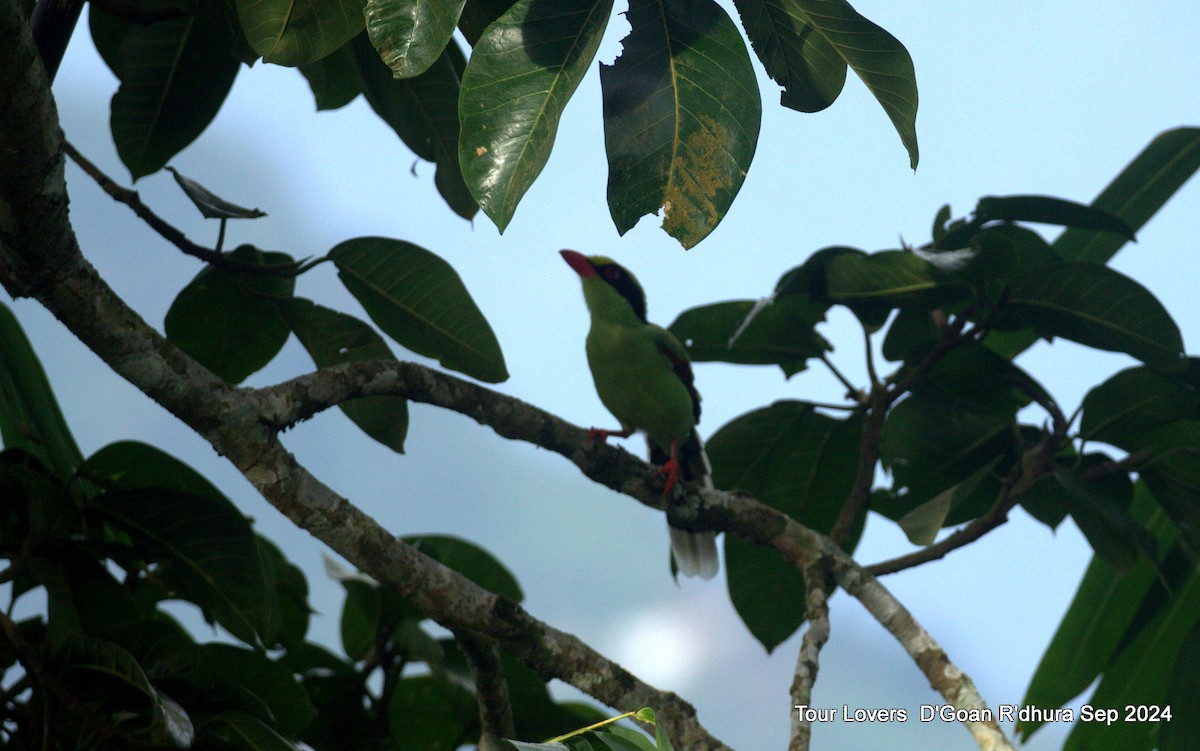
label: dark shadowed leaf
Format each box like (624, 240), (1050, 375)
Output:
(1159, 621), (1200, 751)
(733, 0), (844, 112)
(668, 297), (830, 375)
(998, 262), (1185, 373)
(165, 246), (295, 384)
(1019, 484), (1178, 739)
(190, 644), (316, 735)
(731, 0), (918, 169)
(166, 167), (267, 219)
(82, 442), (276, 646)
(204, 710), (304, 751)
(1056, 470), (1151, 574)
(90, 6), (240, 180)
(277, 298), (408, 453)
(236, 0), (365, 65)
(0, 303), (84, 481)
(403, 535), (523, 600)
(602, 0), (761, 248)
(459, 0), (612, 232)
(458, 0), (518, 43)
(298, 42), (363, 109)
(975, 195), (1134, 240)
(823, 250), (960, 308)
(329, 237), (507, 381)
(388, 675), (477, 749)
(1062, 546), (1200, 751)
(708, 403), (861, 651)
(366, 0), (466, 79)
(1081, 365), (1200, 446)
(350, 33), (477, 218)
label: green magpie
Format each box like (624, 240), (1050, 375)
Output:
(560, 250), (719, 579)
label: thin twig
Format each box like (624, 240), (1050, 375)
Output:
(818, 353), (864, 404)
(789, 561), (831, 751)
(63, 141), (307, 276)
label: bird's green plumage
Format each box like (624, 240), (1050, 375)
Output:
(562, 250), (718, 579)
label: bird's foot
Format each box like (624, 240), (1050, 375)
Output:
(655, 455), (681, 498)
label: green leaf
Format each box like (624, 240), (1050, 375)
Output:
(989, 128), (1200, 359)
(350, 33), (477, 218)
(277, 298), (408, 452)
(707, 403), (861, 651)
(166, 167), (267, 219)
(1080, 365), (1200, 445)
(732, 0), (918, 168)
(366, 0), (466, 78)
(56, 634), (158, 707)
(1020, 484), (1177, 739)
(1054, 127), (1200, 265)
(255, 536), (311, 649)
(602, 0), (761, 248)
(733, 0), (844, 112)
(329, 237), (508, 382)
(897, 457), (1000, 545)
(881, 307), (935, 362)
(91, 7), (240, 180)
(975, 194), (1134, 240)
(388, 675), (477, 750)
(999, 262), (1185, 373)
(297, 41), (362, 110)
(1056, 470), (1151, 574)
(1159, 620), (1200, 751)
(31, 552), (143, 649)
(458, 0), (612, 232)
(403, 535), (523, 601)
(962, 224), (1060, 286)
(190, 644), (317, 736)
(667, 297), (830, 375)
(823, 249), (959, 307)
(236, 0), (365, 65)
(165, 245), (296, 384)
(1062, 549), (1200, 751)
(204, 710), (303, 751)
(0, 302), (84, 481)
(339, 579), (381, 661)
(1137, 421), (1200, 550)
(82, 441), (276, 647)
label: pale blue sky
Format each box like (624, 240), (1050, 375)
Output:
(12, 1), (1200, 749)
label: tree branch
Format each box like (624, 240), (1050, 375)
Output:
(456, 630), (516, 748)
(789, 562), (830, 751)
(0, 7), (1015, 749)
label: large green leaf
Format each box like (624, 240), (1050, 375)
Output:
(459, 0), (612, 231)
(1020, 484), (1177, 739)
(601, 0), (761, 248)
(328, 237), (508, 382)
(277, 298), (408, 453)
(1159, 621), (1200, 751)
(189, 644), (317, 735)
(998, 262), (1185, 373)
(236, 0), (365, 65)
(350, 33), (477, 219)
(974, 195), (1134, 240)
(667, 297), (830, 375)
(1062, 547), (1200, 751)
(1080, 365), (1200, 445)
(823, 250), (957, 307)
(387, 675), (477, 750)
(366, 0), (466, 78)
(165, 245), (296, 384)
(707, 402), (861, 651)
(204, 711), (302, 751)
(402, 534), (523, 601)
(90, 6), (240, 180)
(732, 0), (918, 168)
(0, 303), (84, 482)
(82, 442), (276, 647)
(732, 0), (844, 112)
(1054, 127), (1200, 265)
(988, 128), (1200, 359)
(298, 41), (363, 110)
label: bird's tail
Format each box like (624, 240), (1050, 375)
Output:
(651, 431), (719, 579)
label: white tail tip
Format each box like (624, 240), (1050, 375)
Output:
(670, 527), (719, 579)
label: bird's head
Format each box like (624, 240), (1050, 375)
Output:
(560, 249), (648, 324)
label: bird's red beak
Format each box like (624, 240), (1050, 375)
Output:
(560, 249), (597, 279)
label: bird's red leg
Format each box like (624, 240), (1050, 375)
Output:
(588, 427), (634, 443)
(655, 439), (681, 498)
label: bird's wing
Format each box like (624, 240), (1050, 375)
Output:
(650, 325), (701, 423)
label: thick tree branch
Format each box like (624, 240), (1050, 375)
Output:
(1, 7), (1014, 749)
